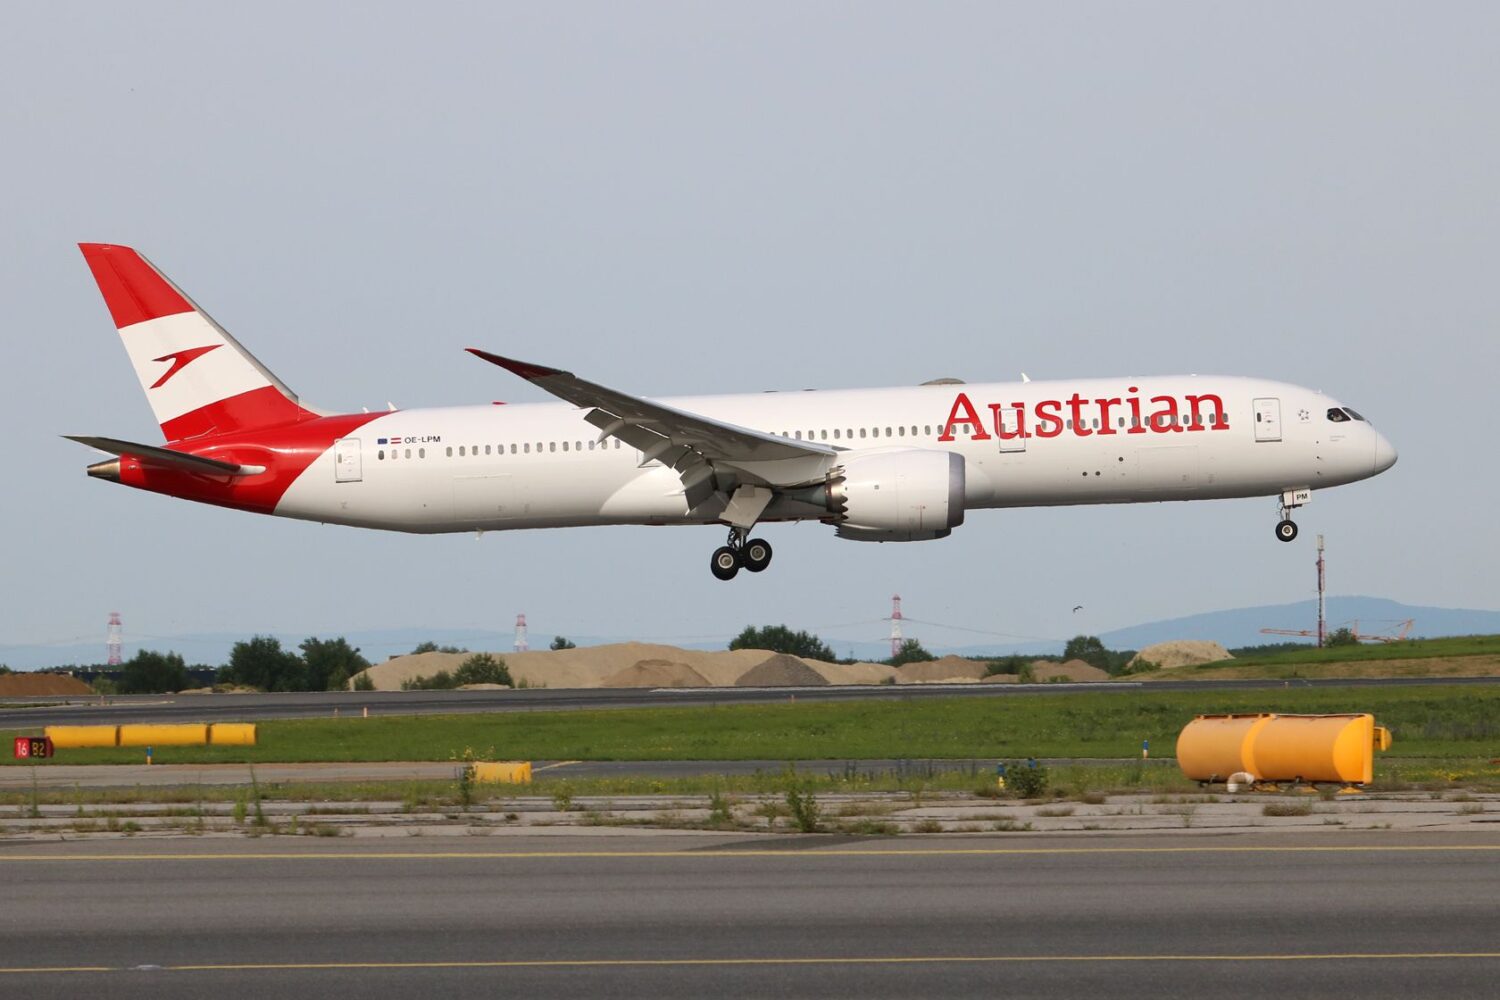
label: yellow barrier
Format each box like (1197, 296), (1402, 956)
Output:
(470, 761), (532, 784)
(117, 724), (210, 747)
(208, 723), (257, 746)
(1177, 713), (1388, 786)
(45, 725), (120, 749)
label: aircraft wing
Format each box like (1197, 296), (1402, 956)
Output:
(467, 349), (835, 509)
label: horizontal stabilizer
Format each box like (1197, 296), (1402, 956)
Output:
(64, 435), (264, 476)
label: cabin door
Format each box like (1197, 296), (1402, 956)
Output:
(1253, 398), (1282, 442)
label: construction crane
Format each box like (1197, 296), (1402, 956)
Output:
(1260, 619), (1415, 644)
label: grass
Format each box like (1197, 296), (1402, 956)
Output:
(1161, 635), (1500, 680)
(3, 685), (1494, 767)
(3, 756), (1493, 813)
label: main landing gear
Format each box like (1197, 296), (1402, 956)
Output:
(710, 529), (773, 581)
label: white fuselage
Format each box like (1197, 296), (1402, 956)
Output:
(274, 375), (1393, 534)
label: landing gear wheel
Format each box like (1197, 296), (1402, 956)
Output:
(742, 538), (773, 573)
(710, 546), (742, 581)
(1275, 520), (1299, 543)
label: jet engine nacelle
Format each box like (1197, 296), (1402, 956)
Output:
(822, 449), (966, 542)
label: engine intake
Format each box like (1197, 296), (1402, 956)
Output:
(821, 449), (965, 542)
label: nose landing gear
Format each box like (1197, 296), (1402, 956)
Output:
(709, 529), (774, 580)
(1274, 487), (1310, 543)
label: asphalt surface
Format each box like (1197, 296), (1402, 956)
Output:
(4, 674), (1496, 727)
(1, 832), (1495, 999)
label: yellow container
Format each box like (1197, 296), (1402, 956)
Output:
(208, 723), (257, 746)
(1253, 714), (1375, 786)
(45, 725), (120, 748)
(471, 761), (532, 784)
(117, 724), (209, 747)
(1177, 713), (1384, 786)
(1175, 714), (1273, 781)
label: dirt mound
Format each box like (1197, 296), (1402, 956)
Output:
(897, 656), (990, 683)
(0, 673), (91, 696)
(1032, 659), (1110, 682)
(1129, 640), (1233, 671)
(736, 654), (829, 687)
(980, 673), (1018, 684)
(357, 642), (894, 691)
(602, 660), (712, 688)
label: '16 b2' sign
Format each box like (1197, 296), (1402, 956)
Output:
(13, 736), (53, 759)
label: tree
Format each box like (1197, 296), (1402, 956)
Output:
(0, 664), (11, 674)
(550, 636), (577, 651)
(221, 635), (306, 692)
(454, 653), (513, 687)
(411, 641), (467, 655)
(1063, 635), (1110, 670)
(729, 625), (837, 662)
(1325, 627), (1359, 647)
(300, 636), (370, 691)
(886, 639), (936, 667)
(119, 650), (190, 694)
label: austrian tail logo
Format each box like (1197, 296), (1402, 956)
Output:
(150, 345), (221, 389)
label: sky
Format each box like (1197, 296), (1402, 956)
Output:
(2, 3), (1495, 664)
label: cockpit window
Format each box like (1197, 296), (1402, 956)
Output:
(1327, 407), (1350, 422)
(1343, 408), (1365, 421)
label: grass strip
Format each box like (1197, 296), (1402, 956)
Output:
(2, 685), (1494, 766)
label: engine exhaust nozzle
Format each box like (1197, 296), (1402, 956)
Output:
(86, 458), (121, 482)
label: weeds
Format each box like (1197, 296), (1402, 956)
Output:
(784, 766), (821, 833)
(1262, 801), (1313, 817)
(706, 785), (734, 827)
(913, 819), (944, 833)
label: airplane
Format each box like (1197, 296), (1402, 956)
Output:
(70, 243), (1398, 580)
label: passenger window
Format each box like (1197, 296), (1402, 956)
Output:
(898, 427), (905, 436)
(562, 441), (569, 451)
(549, 442), (556, 452)
(377, 450), (384, 460)
(419, 448), (425, 458)
(510, 444), (517, 454)
(524, 443), (530, 453)
(446, 447), (453, 457)
(405, 449), (412, 459)
(833, 429), (840, 439)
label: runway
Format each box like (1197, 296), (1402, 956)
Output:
(1, 833), (1495, 999)
(4, 674), (1496, 727)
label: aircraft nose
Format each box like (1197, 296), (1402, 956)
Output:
(1373, 432), (1398, 474)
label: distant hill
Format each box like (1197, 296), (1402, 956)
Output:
(1096, 596), (1500, 651)
(3, 596), (1497, 670)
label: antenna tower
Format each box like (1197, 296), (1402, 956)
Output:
(1316, 534), (1326, 648)
(514, 613), (529, 653)
(889, 595), (904, 659)
(106, 612), (123, 666)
